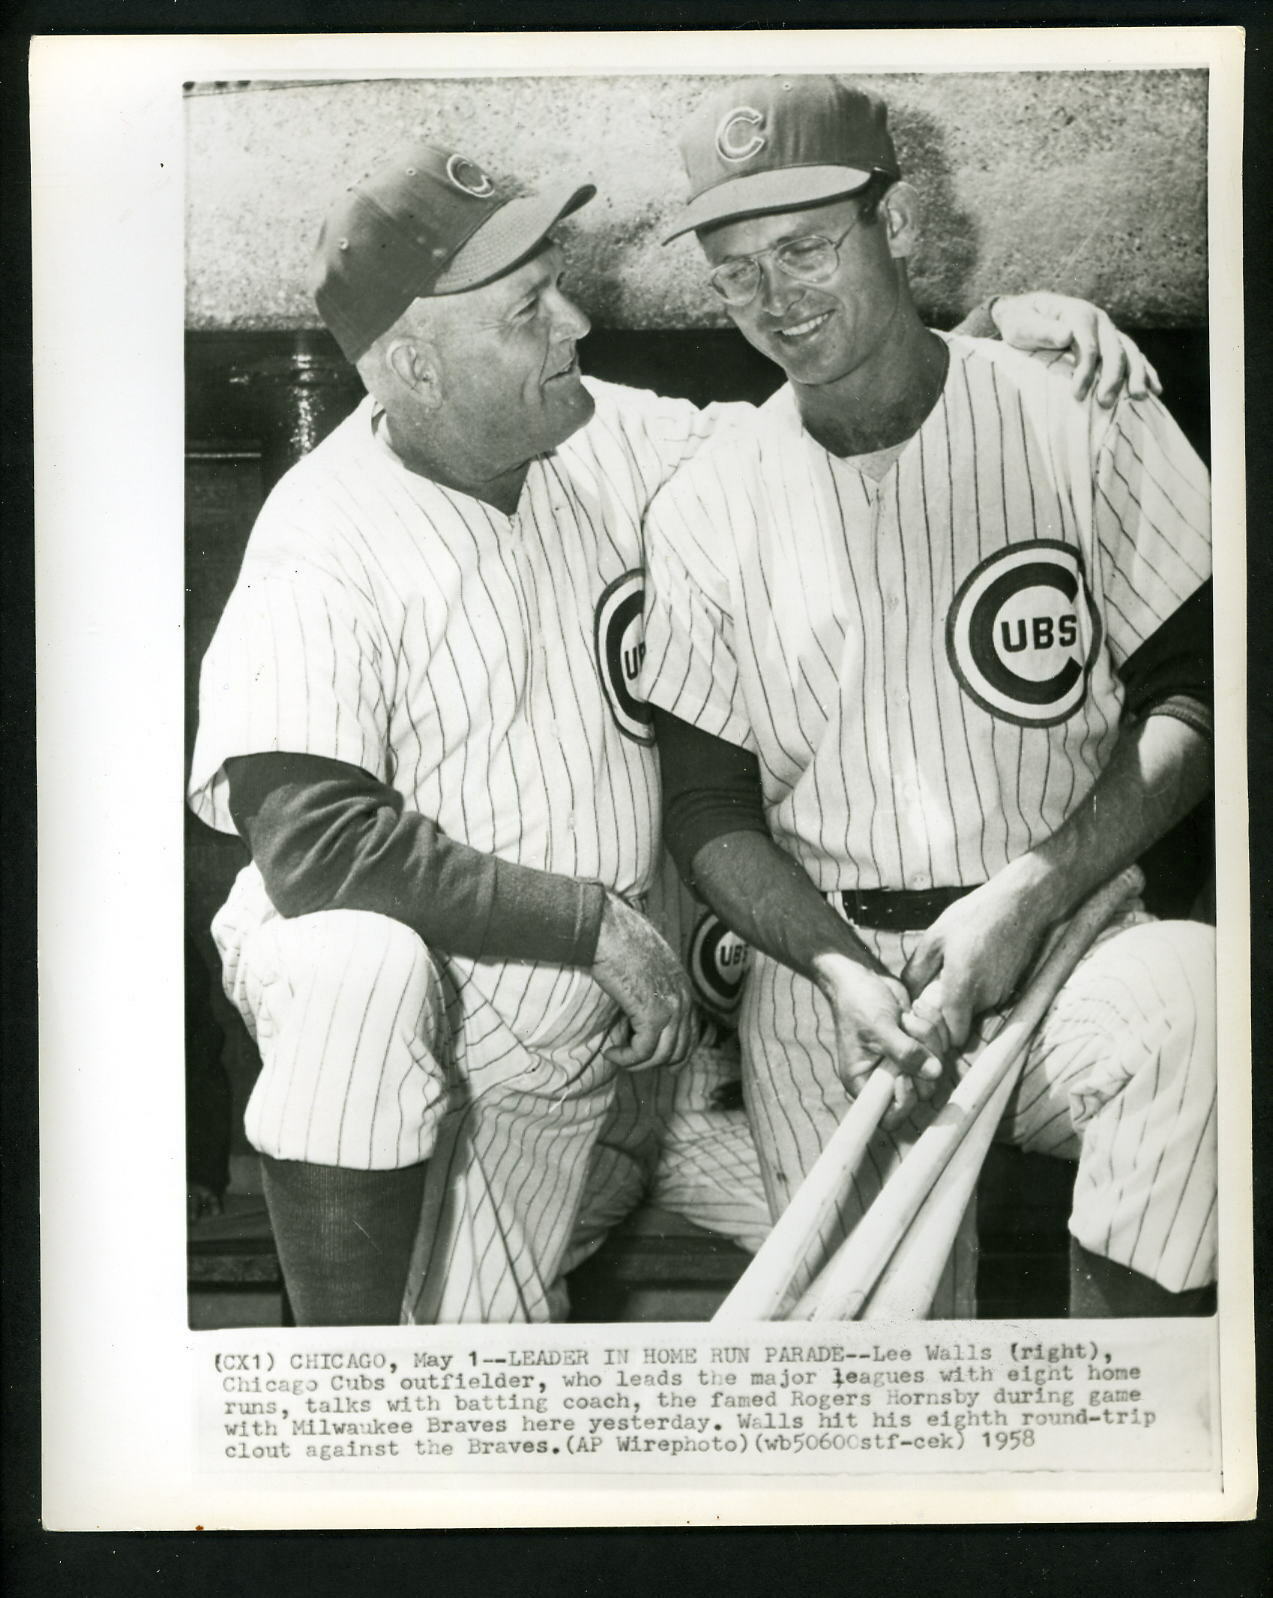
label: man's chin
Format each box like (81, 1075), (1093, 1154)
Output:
(548, 376), (596, 439)
(761, 338), (854, 387)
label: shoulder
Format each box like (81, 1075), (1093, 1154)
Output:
(944, 330), (1078, 396)
(573, 375), (704, 454)
(254, 397), (379, 524)
(649, 386), (789, 499)
(581, 374), (759, 444)
(942, 331), (1117, 452)
(575, 375), (687, 439)
(556, 375), (754, 501)
(942, 331), (1096, 429)
(241, 398), (416, 585)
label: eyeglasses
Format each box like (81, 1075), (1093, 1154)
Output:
(707, 217), (863, 307)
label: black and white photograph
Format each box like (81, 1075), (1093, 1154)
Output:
(34, 26), (1253, 1529)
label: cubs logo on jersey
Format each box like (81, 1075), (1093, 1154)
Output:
(946, 541), (1102, 727)
(594, 570), (655, 745)
(688, 911), (752, 1021)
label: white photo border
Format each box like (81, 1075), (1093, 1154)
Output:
(34, 27), (1252, 1529)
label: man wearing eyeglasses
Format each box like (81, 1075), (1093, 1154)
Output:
(638, 76), (1216, 1316)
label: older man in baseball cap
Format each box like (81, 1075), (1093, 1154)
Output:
(188, 129), (1156, 1326)
(190, 140), (745, 1326)
(639, 75), (1217, 1317)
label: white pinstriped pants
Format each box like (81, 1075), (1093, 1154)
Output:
(561, 1031), (774, 1277)
(212, 869), (769, 1325)
(741, 909), (1217, 1298)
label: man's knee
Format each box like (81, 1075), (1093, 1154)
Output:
(1060, 917), (1215, 1067)
(1090, 916), (1212, 1004)
(262, 907), (433, 989)
(241, 910), (450, 1169)
(249, 909), (441, 1041)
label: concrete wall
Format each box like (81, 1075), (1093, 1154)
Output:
(186, 70), (1207, 332)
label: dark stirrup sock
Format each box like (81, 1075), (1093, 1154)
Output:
(260, 1156), (428, 1326)
(1068, 1239), (1216, 1318)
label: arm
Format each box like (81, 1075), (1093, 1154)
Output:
(228, 751), (603, 963)
(901, 714), (1211, 1048)
(654, 709), (943, 1124)
(955, 291), (1161, 407)
(228, 751), (696, 1069)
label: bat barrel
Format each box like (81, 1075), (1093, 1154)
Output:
(712, 1066), (896, 1323)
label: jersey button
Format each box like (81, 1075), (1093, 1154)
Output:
(906, 870), (930, 890)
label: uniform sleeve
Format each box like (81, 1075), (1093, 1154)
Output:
(640, 394), (754, 482)
(227, 752), (605, 965)
(637, 465), (754, 749)
(651, 708), (768, 885)
(1118, 577), (1213, 739)
(1091, 391), (1212, 670)
(188, 557), (395, 833)
(592, 379), (753, 497)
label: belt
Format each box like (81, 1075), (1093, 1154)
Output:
(836, 884), (978, 932)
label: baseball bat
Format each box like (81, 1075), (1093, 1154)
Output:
(861, 864), (1143, 1320)
(711, 1064), (897, 1324)
(859, 975), (1043, 1320)
(858, 1054), (1017, 1320)
(791, 866), (1143, 1322)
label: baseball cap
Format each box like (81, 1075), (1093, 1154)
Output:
(312, 141), (595, 362)
(663, 76), (900, 243)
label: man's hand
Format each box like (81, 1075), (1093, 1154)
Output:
(900, 875), (1052, 1052)
(590, 889), (698, 1071)
(813, 953), (945, 1128)
(991, 290), (1162, 408)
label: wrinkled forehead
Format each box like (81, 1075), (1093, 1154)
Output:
(698, 197), (859, 263)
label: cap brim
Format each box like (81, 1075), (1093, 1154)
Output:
(433, 182), (596, 292)
(662, 164), (875, 243)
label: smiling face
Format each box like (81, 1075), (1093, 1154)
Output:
(426, 242), (595, 472)
(699, 190), (916, 390)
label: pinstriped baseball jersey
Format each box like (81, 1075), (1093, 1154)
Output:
(190, 373), (759, 1321)
(637, 332), (1216, 1299)
(638, 334), (1211, 891)
(190, 377), (745, 896)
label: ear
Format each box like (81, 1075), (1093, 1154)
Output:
(879, 181), (922, 261)
(385, 335), (443, 411)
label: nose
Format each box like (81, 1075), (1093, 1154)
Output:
(756, 257), (800, 318)
(550, 284), (591, 343)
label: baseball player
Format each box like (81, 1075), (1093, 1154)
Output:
(189, 135), (1158, 1326)
(638, 76), (1216, 1317)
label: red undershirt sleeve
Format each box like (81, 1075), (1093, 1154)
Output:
(224, 751), (605, 966)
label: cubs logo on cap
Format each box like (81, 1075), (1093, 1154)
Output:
(445, 152), (495, 197)
(716, 105), (767, 163)
(946, 541), (1102, 726)
(664, 75), (900, 242)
